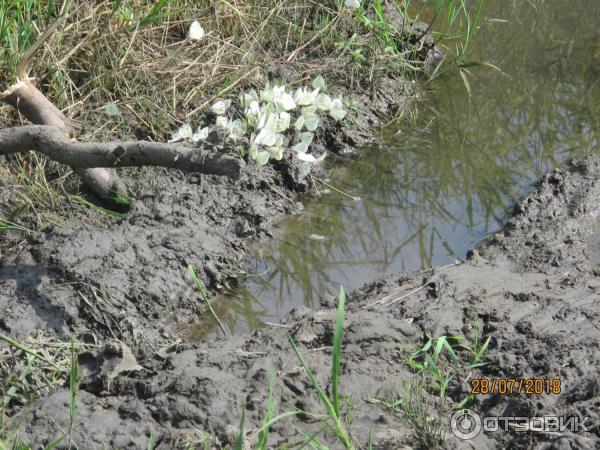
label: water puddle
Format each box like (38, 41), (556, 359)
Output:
(187, 0), (600, 340)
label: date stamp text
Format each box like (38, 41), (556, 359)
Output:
(470, 377), (561, 396)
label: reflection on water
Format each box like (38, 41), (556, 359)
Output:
(188, 0), (600, 339)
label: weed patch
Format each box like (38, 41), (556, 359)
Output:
(372, 330), (492, 448)
(0, 334), (86, 449)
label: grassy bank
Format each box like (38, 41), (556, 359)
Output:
(0, 0), (481, 232)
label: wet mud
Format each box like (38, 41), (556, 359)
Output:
(0, 69), (417, 351)
(5, 153), (600, 448)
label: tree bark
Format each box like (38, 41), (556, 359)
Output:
(1, 80), (134, 202)
(2, 80), (74, 130)
(1, 80), (243, 206)
(0, 125), (242, 177)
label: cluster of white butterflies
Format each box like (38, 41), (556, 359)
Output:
(170, 76), (348, 178)
(178, 3), (362, 176)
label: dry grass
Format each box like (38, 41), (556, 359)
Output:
(0, 333), (87, 417)
(26, 0), (421, 139)
(0, 0), (427, 230)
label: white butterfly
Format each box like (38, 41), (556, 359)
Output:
(312, 75), (327, 91)
(329, 98), (347, 121)
(216, 116), (230, 129)
(254, 128), (278, 147)
(345, 0), (361, 10)
(296, 152), (316, 163)
(228, 120), (247, 141)
(315, 93), (332, 111)
(191, 127), (210, 142)
(169, 123), (193, 142)
(293, 87), (320, 106)
(189, 20), (205, 41)
(211, 99), (232, 115)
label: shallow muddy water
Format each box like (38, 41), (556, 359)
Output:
(189, 0), (600, 339)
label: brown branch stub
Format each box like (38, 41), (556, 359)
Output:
(0, 125), (243, 178)
(1, 78), (127, 203)
(0, 10), (129, 205)
(1, 80), (75, 132)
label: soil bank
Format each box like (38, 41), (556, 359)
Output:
(5, 149), (600, 449)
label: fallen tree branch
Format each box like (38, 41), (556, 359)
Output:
(0, 10), (245, 207)
(0, 125), (242, 177)
(1, 78), (129, 200)
(2, 80), (132, 202)
(1, 10), (130, 205)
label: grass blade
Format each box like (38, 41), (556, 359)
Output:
(71, 195), (124, 218)
(255, 410), (303, 436)
(295, 426), (329, 450)
(139, 0), (168, 28)
(187, 265), (227, 336)
(442, 339), (460, 365)
(332, 285), (346, 418)
(67, 339), (79, 450)
(288, 330), (353, 448)
(433, 336), (446, 363)
(0, 334), (62, 371)
(45, 434), (66, 450)
(147, 432), (156, 450)
(0, 218), (34, 233)
(233, 409), (245, 450)
(256, 363), (276, 449)
(476, 336), (491, 358)
(288, 333), (336, 421)
(455, 394), (474, 410)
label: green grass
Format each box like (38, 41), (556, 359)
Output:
(0, 152), (72, 233)
(212, 283), (351, 448)
(288, 286), (353, 449)
(256, 365), (276, 449)
(0, 287), (492, 449)
(0, 219), (33, 234)
(146, 432), (156, 450)
(70, 194), (125, 218)
(188, 264), (228, 336)
(0, 334), (85, 449)
(233, 410), (245, 450)
(67, 339), (79, 449)
(226, 285), (354, 449)
(381, 377), (445, 449)
(0, 0), (61, 74)
(238, 289), (493, 449)
(0, 0), (447, 138)
(371, 329), (493, 448)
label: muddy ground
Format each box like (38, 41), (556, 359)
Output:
(0, 66), (423, 447)
(5, 147), (600, 449)
(0, 9), (431, 360)
(0, 67), (417, 349)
